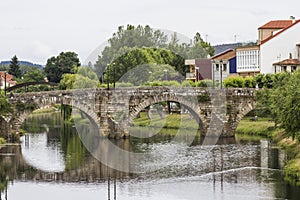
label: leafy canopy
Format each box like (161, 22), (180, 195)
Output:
(44, 52), (81, 83)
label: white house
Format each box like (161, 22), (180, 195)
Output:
(260, 19), (300, 74)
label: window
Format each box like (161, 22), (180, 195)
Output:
(216, 64), (219, 71)
(291, 66), (297, 72)
(223, 64), (227, 71)
(281, 66), (287, 71)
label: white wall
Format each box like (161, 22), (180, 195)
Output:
(212, 61), (230, 84)
(260, 22), (300, 74)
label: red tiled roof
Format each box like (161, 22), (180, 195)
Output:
(258, 20), (293, 29)
(0, 71), (14, 81)
(260, 20), (300, 45)
(273, 59), (300, 65)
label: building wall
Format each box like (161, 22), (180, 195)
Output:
(258, 28), (281, 44)
(260, 22), (300, 74)
(212, 60), (230, 84)
(229, 57), (237, 73)
(236, 46), (260, 73)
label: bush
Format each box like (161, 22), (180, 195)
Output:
(181, 80), (195, 87)
(195, 79), (214, 87)
(115, 82), (134, 87)
(223, 76), (244, 88)
(243, 76), (254, 88)
(145, 80), (181, 87)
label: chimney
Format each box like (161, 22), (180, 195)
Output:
(290, 16), (296, 23)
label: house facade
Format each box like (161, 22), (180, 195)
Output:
(211, 49), (236, 85)
(185, 59), (212, 82)
(259, 18), (300, 74)
(0, 71), (16, 90)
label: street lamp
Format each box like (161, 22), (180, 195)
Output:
(220, 60), (223, 89)
(212, 60), (215, 89)
(4, 72), (7, 95)
(163, 69), (168, 81)
(107, 64), (110, 90)
(113, 63), (116, 89)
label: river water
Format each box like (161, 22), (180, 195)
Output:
(0, 112), (300, 200)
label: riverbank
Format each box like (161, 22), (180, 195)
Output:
(236, 117), (300, 186)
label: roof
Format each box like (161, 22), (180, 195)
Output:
(211, 49), (236, 60)
(273, 59), (300, 66)
(259, 20), (293, 29)
(0, 71), (14, 81)
(260, 20), (300, 45)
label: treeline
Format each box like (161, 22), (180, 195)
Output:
(252, 72), (300, 140)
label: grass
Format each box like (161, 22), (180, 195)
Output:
(133, 112), (199, 130)
(235, 117), (279, 138)
(32, 106), (58, 114)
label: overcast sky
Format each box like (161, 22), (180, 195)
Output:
(0, 0), (299, 65)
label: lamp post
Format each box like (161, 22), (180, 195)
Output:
(107, 64), (110, 90)
(163, 69), (168, 81)
(220, 60), (223, 89)
(212, 60), (215, 89)
(4, 72), (7, 95)
(113, 63), (116, 89)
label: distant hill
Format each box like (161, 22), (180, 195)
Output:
(213, 43), (243, 55)
(213, 42), (257, 55)
(0, 61), (43, 69)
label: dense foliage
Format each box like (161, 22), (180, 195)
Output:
(95, 24), (214, 80)
(44, 52), (81, 83)
(0, 94), (12, 116)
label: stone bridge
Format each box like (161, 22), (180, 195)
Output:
(8, 87), (257, 138)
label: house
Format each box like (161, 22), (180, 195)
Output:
(211, 49), (236, 85)
(235, 17), (300, 75)
(273, 55), (300, 73)
(259, 17), (300, 74)
(236, 45), (260, 77)
(0, 71), (17, 90)
(185, 59), (212, 82)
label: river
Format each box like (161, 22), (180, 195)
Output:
(0, 112), (300, 200)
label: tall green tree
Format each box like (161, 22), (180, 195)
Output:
(105, 47), (185, 84)
(95, 25), (169, 78)
(8, 55), (21, 78)
(271, 70), (300, 139)
(44, 52), (81, 83)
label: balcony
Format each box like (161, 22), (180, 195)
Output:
(186, 72), (196, 80)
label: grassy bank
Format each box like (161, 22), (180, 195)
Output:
(235, 117), (281, 138)
(236, 117), (300, 186)
(134, 112), (199, 130)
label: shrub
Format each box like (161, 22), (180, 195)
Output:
(223, 76), (244, 88)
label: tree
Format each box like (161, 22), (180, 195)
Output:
(104, 47), (185, 85)
(95, 24), (168, 78)
(8, 55), (21, 78)
(44, 52), (81, 83)
(271, 70), (300, 139)
(0, 94), (12, 116)
(23, 68), (45, 82)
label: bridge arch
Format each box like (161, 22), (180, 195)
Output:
(128, 93), (208, 134)
(11, 94), (101, 136)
